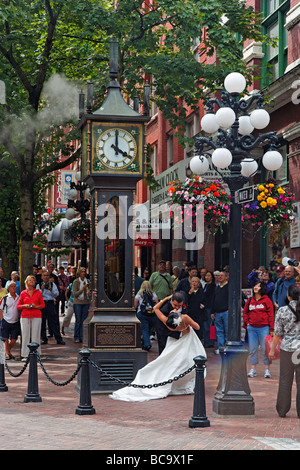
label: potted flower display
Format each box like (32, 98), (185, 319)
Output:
(168, 176), (231, 236)
(242, 180), (295, 237)
(65, 218), (90, 244)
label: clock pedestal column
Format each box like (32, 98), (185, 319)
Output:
(80, 188), (147, 394)
(76, 38), (150, 394)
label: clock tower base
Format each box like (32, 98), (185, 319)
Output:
(76, 312), (147, 394)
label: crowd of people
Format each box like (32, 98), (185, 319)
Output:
(1, 257), (300, 416)
(133, 259), (300, 415)
(0, 263), (90, 361)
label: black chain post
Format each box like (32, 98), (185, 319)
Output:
(75, 349), (95, 415)
(0, 362), (8, 392)
(24, 342), (42, 403)
(189, 355), (210, 428)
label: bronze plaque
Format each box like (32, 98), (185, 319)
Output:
(95, 323), (136, 348)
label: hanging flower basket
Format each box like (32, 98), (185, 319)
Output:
(242, 180), (296, 237)
(65, 218), (90, 244)
(168, 176), (231, 235)
(33, 232), (48, 253)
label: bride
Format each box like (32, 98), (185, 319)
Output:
(109, 294), (206, 402)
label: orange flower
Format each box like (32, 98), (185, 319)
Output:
(168, 186), (175, 194)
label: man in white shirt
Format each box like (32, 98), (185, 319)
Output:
(0, 282), (20, 360)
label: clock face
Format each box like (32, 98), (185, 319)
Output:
(96, 128), (137, 170)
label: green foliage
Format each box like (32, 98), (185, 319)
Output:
(0, 149), (19, 264)
(0, 0), (277, 271)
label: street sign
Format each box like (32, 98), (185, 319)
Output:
(236, 186), (255, 204)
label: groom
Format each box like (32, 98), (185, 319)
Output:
(154, 292), (186, 355)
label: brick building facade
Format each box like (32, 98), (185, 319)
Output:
(135, 0), (300, 287)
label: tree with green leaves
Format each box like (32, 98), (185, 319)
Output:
(0, 0), (272, 285)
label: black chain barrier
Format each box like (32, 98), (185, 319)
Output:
(0, 343), (210, 425)
(37, 355), (82, 387)
(5, 357), (29, 377)
(87, 357), (196, 388)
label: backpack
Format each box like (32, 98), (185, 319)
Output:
(0, 295), (7, 313)
(140, 292), (155, 316)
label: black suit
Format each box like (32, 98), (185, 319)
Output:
(156, 300), (181, 355)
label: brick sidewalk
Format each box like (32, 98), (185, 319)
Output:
(1, 321), (300, 451)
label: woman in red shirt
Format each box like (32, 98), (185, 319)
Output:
(243, 281), (274, 379)
(17, 275), (45, 360)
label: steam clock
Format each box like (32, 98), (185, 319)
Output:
(78, 38), (150, 393)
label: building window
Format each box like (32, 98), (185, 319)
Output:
(150, 144), (157, 176)
(261, 0), (290, 85)
(167, 134), (173, 168)
(184, 113), (200, 159)
(272, 141), (289, 184)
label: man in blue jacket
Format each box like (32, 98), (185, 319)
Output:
(273, 265), (295, 308)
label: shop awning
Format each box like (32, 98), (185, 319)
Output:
(47, 218), (78, 248)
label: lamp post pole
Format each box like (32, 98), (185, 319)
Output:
(191, 72), (283, 416)
(67, 181), (90, 268)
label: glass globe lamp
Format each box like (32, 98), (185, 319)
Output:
(224, 72), (246, 94)
(190, 155), (209, 175)
(68, 188), (78, 200)
(201, 113), (219, 134)
(250, 109), (270, 129)
(65, 208), (76, 220)
(238, 115), (254, 135)
(240, 158), (258, 177)
(216, 107), (236, 128)
(262, 150), (283, 171)
(212, 148), (232, 169)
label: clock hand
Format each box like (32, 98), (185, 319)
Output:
(114, 130), (119, 154)
(111, 144), (128, 157)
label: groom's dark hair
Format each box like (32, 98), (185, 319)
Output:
(171, 292), (184, 304)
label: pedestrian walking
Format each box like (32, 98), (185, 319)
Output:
(269, 284), (300, 418)
(0, 282), (20, 360)
(248, 268), (275, 301)
(149, 260), (173, 301)
(17, 275), (45, 360)
(176, 266), (202, 303)
(61, 281), (74, 336)
(58, 266), (69, 316)
(187, 276), (205, 340)
(72, 267), (91, 343)
(5, 271), (20, 295)
(171, 266), (180, 290)
(243, 281), (274, 378)
(134, 281), (158, 351)
(202, 271), (216, 347)
(273, 265), (296, 308)
(37, 271), (65, 345)
(211, 271), (229, 354)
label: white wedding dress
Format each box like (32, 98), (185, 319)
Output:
(109, 328), (206, 402)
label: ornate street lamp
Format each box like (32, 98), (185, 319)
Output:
(65, 173), (90, 268)
(190, 72), (282, 416)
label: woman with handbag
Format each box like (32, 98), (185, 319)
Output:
(242, 281), (274, 378)
(134, 281), (158, 351)
(269, 284), (300, 418)
(72, 267), (90, 343)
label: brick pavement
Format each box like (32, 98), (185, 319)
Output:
(0, 318), (300, 452)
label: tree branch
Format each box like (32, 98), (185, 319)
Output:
(33, 144), (81, 183)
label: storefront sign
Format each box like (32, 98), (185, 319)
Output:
(290, 202), (300, 248)
(150, 155), (230, 206)
(54, 169), (77, 209)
